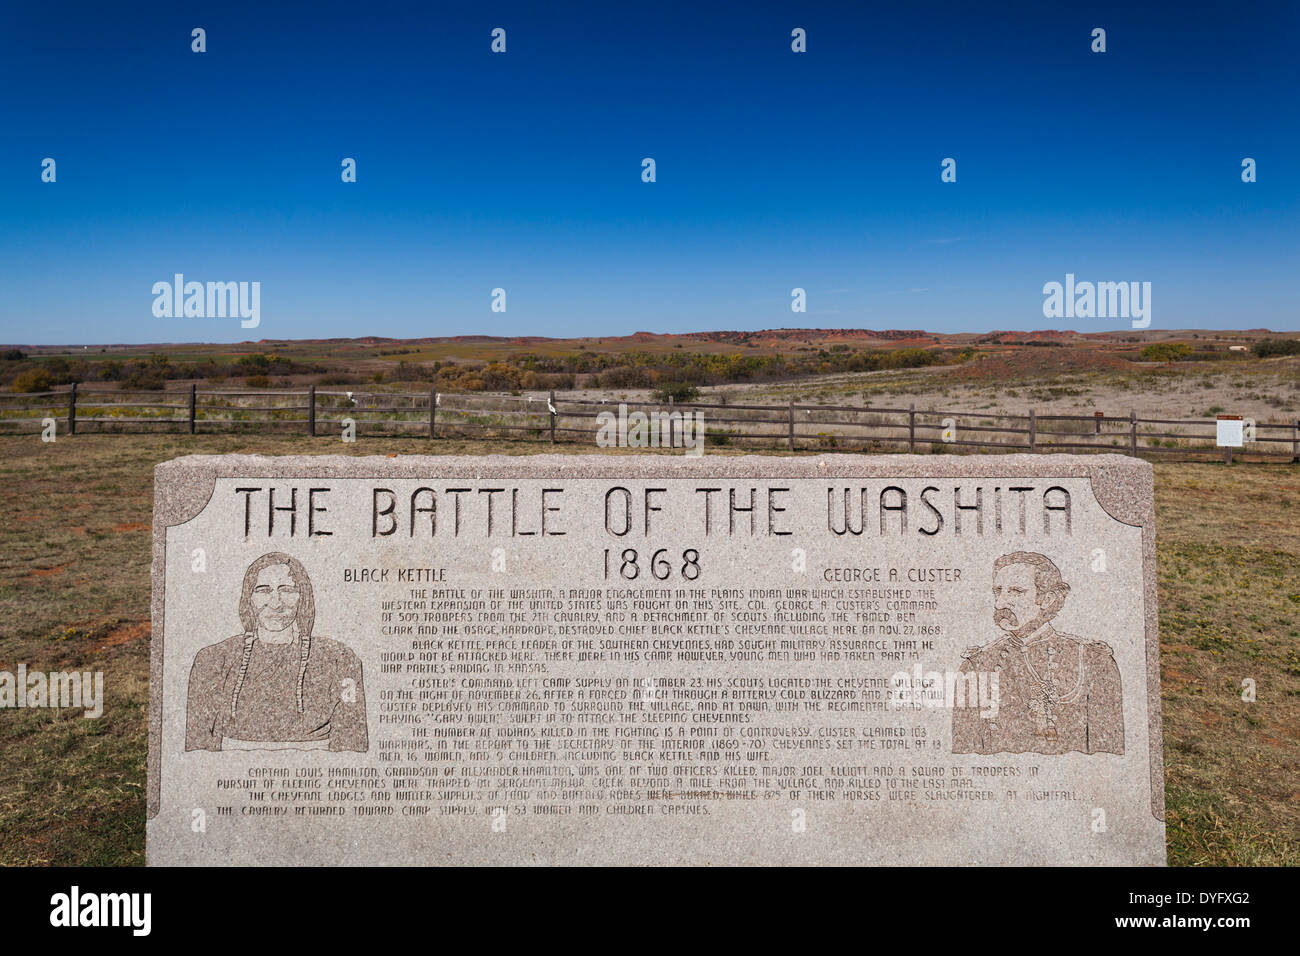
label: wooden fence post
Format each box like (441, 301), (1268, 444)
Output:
(67, 383), (77, 436)
(1292, 419), (1299, 463)
(1129, 410), (1137, 456)
(549, 391), (556, 444)
(668, 395), (675, 447)
(788, 401), (795, 451)
(188, 383), (196, 434)
(429, 389), (436, 439)
(1028, 408), (1036, 452)
(307, 385), (316, 437)
(908, 404), (915, 454)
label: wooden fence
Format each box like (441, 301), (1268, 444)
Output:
(2, 384), (1298, 462)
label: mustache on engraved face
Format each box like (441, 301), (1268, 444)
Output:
(258, 605), (296, 629)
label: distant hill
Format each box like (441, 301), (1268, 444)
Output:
(4, 327), (1292, 355)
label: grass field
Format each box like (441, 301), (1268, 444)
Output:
(0, 434), (1296, 866)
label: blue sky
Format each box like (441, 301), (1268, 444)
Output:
(1, 0), (1296, 344)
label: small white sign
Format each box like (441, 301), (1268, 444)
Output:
(1216, 418), (1244, 447)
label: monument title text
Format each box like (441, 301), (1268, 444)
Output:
(231, 483), (1073, 540)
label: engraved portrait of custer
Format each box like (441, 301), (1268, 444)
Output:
(952, 551), (1123, 756)
(185, 552), (368, 752)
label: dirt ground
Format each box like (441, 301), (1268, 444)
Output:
(582, 353), (1300, 427)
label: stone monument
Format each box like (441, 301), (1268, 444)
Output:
(148, 454), (1165, 865)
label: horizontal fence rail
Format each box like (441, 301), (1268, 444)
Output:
(0, 384), (1296, 462)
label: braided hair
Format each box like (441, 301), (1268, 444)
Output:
(296, 630), (312, 714)
(230, 632), (256, 719)
(229, 553), (316, 721)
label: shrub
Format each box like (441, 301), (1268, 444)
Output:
(244, 375), (271, 388)
(11, 368), (53, 392)
(481, 362), (522, 391)
(395, 362), (434, 382)
(120, 369), (165, 390)
(1140, 343), (1192, 362)
(1255, 339), (1300, 358)
(446, 374), (484, 392)
(651, 381), (700, 403)
(598, 366), (653, 389)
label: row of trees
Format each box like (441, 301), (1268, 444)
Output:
(1138, 340), (1300, 363)
(387, 361), (576, 392)
(4, 343), (975, 393)
(373, 347), (962, 392)
(1255, 339), (1300, 358)
(4, 352), (327, 392)
(498, 346), (964, 384)
(11, 338), (1296, 393)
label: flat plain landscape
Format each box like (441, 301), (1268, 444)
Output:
(5, 331), (1299, 463)
(0, 432), (1296, 865)
(7, 329), (1300, 430)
